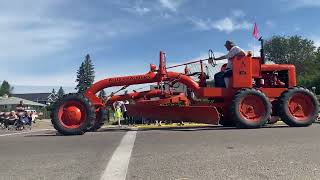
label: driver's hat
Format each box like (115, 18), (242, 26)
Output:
(225, 40), (235, 47)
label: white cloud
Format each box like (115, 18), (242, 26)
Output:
(188, 17), (211, 31)
(161, 13), (172, 19)
(123, 6), (151, 15)
(247, 43), (261, 57)
(159, 0), (185, 11)
(189, 16), (251, 33)
(266, 20), (276, 28)
(311, 37), (320, 47)
(213, 18), (251, 33)
(0, 16), (84, 61)
(294, 25), (301, 32)
(232, 9), (245, 18)
(0, 1), (153, 87)
(282, 0), (320, 9)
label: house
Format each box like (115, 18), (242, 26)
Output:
(0, 95), (46, 111)
(12, 92), (57, 105)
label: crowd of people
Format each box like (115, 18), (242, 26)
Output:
(111, 100), (167, 127)
(0, 101), (35, 130)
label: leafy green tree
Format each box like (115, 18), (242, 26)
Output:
(98, 89), (106, 98)
(265, 35), (320, 94)
(57, 86), (65, 99)
(75, 54), (95, 93)
(264, 35), (317, 76)
(0, 80), (13, 96)
(298, 49), (320, 94)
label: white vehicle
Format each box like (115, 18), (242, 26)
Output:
(25, 110), (39, 118)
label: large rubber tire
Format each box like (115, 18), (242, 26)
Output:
(88, 108), (108, 132)
(231, 89), (272, 128)
(277, 87), (319, 127)
(51, 93), (95, 135)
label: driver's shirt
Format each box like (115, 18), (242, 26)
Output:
(225, 46), (246, 70)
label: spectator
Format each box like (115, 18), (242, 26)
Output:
(121, 100), (129, 125)
(0, 112), (5, 127)
(5, 111), (18, 127)
(113, 101), (123, 127)
(16, 100), (26, 113)
(27, 111), (33, 126)
(30, 111), (36, 123)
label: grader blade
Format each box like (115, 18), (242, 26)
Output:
(127, 105), (220, 124)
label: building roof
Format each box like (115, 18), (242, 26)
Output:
(12, 93), (56, 103)
(0, 96), (46, 107)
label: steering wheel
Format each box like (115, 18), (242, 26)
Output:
(208, 49), (217, 67)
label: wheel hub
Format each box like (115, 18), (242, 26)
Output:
(239, 95), (266, 122)
(62, 106), (82, 123)
(288, 93), (313, 120)
(58, 100), (87, 128)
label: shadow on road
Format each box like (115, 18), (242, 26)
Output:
(96, 124), (291, 133)
(23, 124), (305, 137)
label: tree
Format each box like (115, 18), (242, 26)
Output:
(0, 80), (13, 96)
(98, 89), (106, 98)
(264, 35), (317, 76)
(75, 54), (95, 93)
(264, 35), (320, 94)
(57, 86), (65, 99)
(51, 88), (56, 95)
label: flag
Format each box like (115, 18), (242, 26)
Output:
(252, 23), (260, 39)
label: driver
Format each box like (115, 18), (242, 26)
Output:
(210, 40), (246, 87)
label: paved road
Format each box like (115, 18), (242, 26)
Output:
(1, 124), (320, 180)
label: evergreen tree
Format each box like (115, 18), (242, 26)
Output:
(57, 86), (65, 99)
(98, 89), (106, 98)
(75, 54), (95, 93)
(0, 80), (13, 96)
(51, 88), (56, 95)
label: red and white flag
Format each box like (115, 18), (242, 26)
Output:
(252, 23), (260, 39)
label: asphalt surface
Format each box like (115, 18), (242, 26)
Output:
(1, 124), (320, 180)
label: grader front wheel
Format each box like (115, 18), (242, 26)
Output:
(51, 94), (96, 135)
(277, 87), (319, 127)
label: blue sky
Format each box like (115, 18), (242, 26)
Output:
(1, 0), (320, 93)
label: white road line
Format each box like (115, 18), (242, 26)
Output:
(101, 130), (137, 180)
(0, 129), (54, 137)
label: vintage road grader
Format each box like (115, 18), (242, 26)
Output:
(51, 41), (319, 135)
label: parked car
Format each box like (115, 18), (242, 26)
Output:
(25, 110), (38, 118)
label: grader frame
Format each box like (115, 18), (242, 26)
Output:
(51, 50), (319, 135)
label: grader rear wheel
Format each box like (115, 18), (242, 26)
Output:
(278, 87), (319, 127)
(231, 89), (272, 128)
(51, 94), (95, 135)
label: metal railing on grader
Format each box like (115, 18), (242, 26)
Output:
(51, 41), (319, 135)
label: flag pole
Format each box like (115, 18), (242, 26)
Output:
(253, 36), (255, 56)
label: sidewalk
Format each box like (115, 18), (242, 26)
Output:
(32, 119), (54, 130)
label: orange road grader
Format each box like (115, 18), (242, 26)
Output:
(51, 41), (319, 135)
